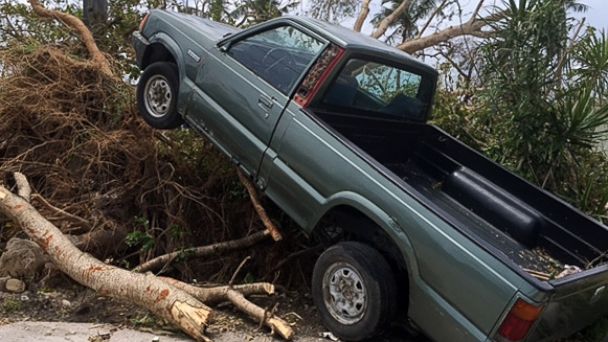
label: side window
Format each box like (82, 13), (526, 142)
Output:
(227, 26), (324, 94)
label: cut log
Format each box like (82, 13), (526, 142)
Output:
(0, 277), (26, 293)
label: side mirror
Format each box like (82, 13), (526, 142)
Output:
(219, 41), (231, 53)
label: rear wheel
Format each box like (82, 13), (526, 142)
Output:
(312, 241), (397, 341)
(137, 62), (183, 129)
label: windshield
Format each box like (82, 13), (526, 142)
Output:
(319, 58), (431, 120)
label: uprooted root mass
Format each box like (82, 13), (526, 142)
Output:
(0, 46), (302, 283)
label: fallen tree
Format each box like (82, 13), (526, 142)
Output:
(352, 0), (504, 53)
(0, 0), (292, 280)
(0, 173), (294, 341)
(0, 3), (297, 339)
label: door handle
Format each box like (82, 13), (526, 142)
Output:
(258, 95), (274, 110)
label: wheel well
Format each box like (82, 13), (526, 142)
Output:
(142, 43), (177, 69)
(312, 205), (410, 312)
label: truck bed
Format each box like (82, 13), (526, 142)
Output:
(388, 160), (564, 275)
(313, 110), (608, 279)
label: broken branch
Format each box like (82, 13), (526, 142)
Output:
(133, 230), (270, 273)
(372, 0), (413, 39)
(14, 172), (31, 202)
(162, 277), (294, 340)
(159, 277), (275, 304)
(398, 9), (506, 53)
(161, 277), (292, 338)
(523, 268), (551, 281)
(237, 169), (283, 241)
(226, 289), (294, 340)
(353, 0), (372, 32)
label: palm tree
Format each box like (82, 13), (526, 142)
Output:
(230, 0), (299, 26)
(308, 0), (358, 23)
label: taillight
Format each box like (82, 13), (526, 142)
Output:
(139, 13), (150, 31)
(497, 299), (543, 341)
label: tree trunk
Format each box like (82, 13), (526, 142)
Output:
(397, 11), (504, 53)
(29, 0), (113, 78)
(353, 0), (371, 32)
(82, 0), (108, 29)
(371, 0), (413, 39)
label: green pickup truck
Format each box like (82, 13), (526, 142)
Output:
(132, 10), (608, 342)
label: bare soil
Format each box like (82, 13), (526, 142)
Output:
(0, 283), (318, 338)
(0, 282), (426, 341)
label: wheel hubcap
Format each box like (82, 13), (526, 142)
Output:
(144, 75), (172, 118)
(323, 262), (367, 325)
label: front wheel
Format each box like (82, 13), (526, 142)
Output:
(136, 62), (183, 129)
(312, 241), (397, 341)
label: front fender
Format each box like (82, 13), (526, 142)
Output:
(147, 32), (186, 82)
(311, 191), (420, 280)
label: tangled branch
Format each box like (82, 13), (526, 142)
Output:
(28, 0), (113, 78)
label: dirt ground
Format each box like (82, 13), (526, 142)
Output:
(0, 282), (425, 342)
(2, 281), (606, 341)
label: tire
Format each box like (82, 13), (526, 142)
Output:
(136, 62), (183, 129)
(312, 241), (397, 341)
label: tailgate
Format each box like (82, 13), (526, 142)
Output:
(528, 265), (608, 341)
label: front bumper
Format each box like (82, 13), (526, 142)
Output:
(132, 30), (150, 68)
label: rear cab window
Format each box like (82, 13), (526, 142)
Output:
(314, 58), (434, 121)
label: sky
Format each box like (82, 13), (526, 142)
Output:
(299, 0), (607, 33)
(579, 0), (607, 30)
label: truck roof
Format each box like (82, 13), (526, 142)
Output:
(278, 16), (437, 76)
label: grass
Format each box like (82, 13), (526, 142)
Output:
(1, 298), (22, 313)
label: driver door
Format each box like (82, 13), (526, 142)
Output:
(188, 24), (325, 176)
